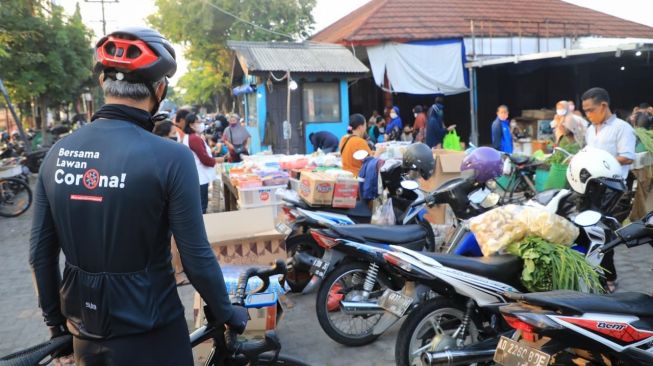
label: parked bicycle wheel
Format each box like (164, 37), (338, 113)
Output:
(0, 177), (32, 217)
(315, 261), (390, 347)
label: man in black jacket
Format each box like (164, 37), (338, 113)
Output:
(29, 27), (247, 365)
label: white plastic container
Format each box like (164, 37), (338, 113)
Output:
(237, 184), (287, 209)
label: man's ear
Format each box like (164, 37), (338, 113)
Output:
(156, 81), (167, 100)
(98, 74), (105, 87)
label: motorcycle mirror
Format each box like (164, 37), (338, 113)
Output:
(353, 150), (369, 161)
(574, 210), (601, 227)
(400, 180), (419, 191)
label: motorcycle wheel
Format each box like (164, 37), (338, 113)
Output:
(0, 177), (32, 217)
(285, 234), (324, 293)
(315, 261), (390, 347)
(395, 297), (480, 366)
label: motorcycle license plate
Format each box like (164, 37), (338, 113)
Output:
(493, 336), (551, 366)
(378, 289), (413, 317)
(310, 258), (330, 278)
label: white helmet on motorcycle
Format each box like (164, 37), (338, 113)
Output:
(566, 146), (623, 194)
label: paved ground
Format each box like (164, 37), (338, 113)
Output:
(1, 179), (652, 365)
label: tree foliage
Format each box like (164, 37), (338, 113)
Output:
(149, 0), (316, 107)
(0, 1), (93, 123)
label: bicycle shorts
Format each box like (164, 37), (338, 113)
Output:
(73, 315), (193, 366)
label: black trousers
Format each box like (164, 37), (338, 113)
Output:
(73, 315), (193, 366)
(200, 183), (209, 214)
(601, 250), (617, 282)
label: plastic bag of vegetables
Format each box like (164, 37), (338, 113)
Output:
(470, 205), (579, 256)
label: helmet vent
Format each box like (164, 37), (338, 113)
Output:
(104, 42), (116, 56)
(126, 45), (142, 59)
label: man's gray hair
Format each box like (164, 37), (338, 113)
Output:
(102, 78), (165, 100)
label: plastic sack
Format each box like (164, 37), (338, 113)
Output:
(372, 198), (396, 225)
(469, 205), (527, 256)
(469, 204), (579, 256)
(443, 130), (462, 151)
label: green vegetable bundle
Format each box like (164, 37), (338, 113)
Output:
(507, 236), (604, 293)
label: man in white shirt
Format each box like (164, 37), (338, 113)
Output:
(581, 87), (636, 293)
(582, 87), (636, 178)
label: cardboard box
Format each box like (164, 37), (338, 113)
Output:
(332, 177), (359, 208)
(298, 171), (335, 206)
(522, 109), (555, 120)
(203, 207), (287, 266)
(418, 149), (465, 225)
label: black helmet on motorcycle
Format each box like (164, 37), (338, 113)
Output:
(402, 143), (435, 180)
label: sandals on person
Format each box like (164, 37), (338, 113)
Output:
(606, 280), (618, 293)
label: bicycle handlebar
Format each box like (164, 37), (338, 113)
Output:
(0, 335), (72, 366)
(234, 259), (286, 305)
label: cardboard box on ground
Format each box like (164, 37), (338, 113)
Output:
(194, 206), (287, 343)
(419, 149), (465, 225)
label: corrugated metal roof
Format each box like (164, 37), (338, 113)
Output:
(312, 0), (653, 44)
(227, 41), (369, 74)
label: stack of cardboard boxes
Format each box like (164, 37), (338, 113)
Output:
(298, 171), (358, 209)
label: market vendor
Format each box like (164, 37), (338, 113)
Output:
(223, 113), (251, 163)
(340, 114), (384, 176)
(309, 131), (339, 153)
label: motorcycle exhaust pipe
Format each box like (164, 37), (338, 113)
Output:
(291, 251), (319, 271)
(339, 301), (386, 315)
(420, 348), (496, 366)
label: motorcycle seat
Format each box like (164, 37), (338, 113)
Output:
(509, 155), (531, 165)
(331, 224), (427, 248)
(517, 290), (653, 318)
(289, 199), (372, 222)
(423, 253), (523, 288)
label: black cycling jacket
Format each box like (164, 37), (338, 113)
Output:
(29, 107), (233, 339)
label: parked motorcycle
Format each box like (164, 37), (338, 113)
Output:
(278, 159), (420, 292)
(491, 211), (653, 366)
(307, 172), (504, 347)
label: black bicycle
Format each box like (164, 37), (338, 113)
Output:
(0, 176), (32, 217)
(496, 154), (541, 204)
(0, 260), (311, 366)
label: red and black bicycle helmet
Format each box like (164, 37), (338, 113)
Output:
(95, 27), (176, 83)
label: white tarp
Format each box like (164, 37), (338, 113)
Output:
(367, 41), (468, 95)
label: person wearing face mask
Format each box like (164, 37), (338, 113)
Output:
(183, 113), (221, 214)
(551, 100), (587, 147)
(425, 96), (456, 148)
(29, 27), (247, 366)
(222, 113), (250, 163)
(384, 106), (403, 141)
(581, 87), (636, 293)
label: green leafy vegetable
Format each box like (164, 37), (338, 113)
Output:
(507, 236), (604, 293)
